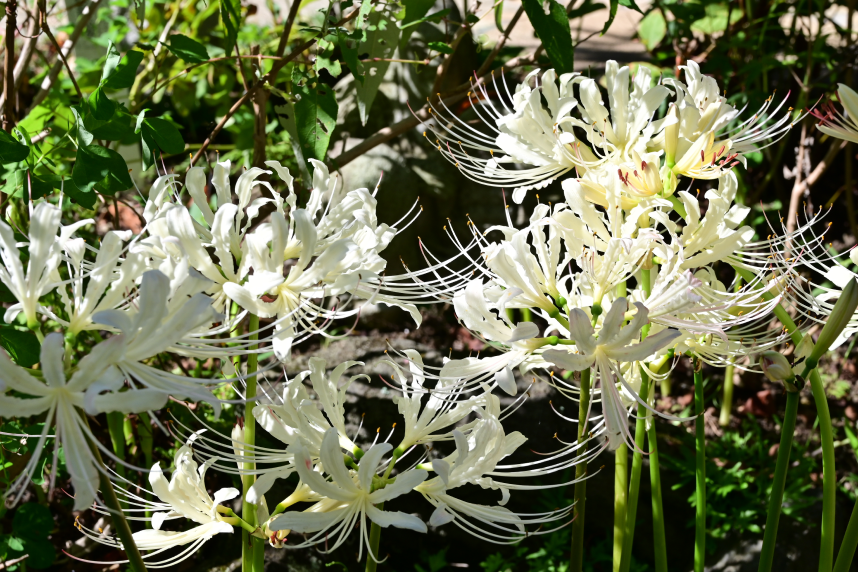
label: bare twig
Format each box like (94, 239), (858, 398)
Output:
(787, 133), (845, 234)
(251, 45), (269, 168)
(39, 0), (84, 99)
(189, 3), (367, 166)
(275, 0), (303, 59)
(331, 50), (541, 169)
(0, 6), (37, 112)
(3, 0), (18, 131)
(475, 4), (525, 77)
(28, 0), (104, 111)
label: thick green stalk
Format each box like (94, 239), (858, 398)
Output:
(648, 393), (668, 572)
(82, 414), (148, 572)
(613, 443), (628, 572)
(758, 391), (800, 572)
(570, 368), (591, 572)
(619, 372), (650, 572)
(734, 265), (836, 572)
(366, 505), (384, 572)
(833, 498), (858, 572)
(242, 314), (263, 572)
(719, 362), (735, 427)
(693, 357), (706, 572)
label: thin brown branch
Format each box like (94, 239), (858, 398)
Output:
(3, 0), (18, 131)
(331, 50), (541, 170)
(28, 0), (103, 111)
(41, 15), (84, 99)
(275, 0), (303, 59)
(189, 3), (367, 166)
(788, 131), (845, 234)
(475, 4), (525, 77)
(430, 21), (471, 95)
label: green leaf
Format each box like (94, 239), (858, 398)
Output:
(19, 537), (54, 569)
(400, 7), (448, 29)
(164, 33), (210, 64)
(638, 10), (667, 51)
(356, 0), (373, 29)
(522, 0), (574, 74)
(72, 144), (133, 194)
(567, 0), (605, 20)
(619, 0), (642, 14)
(355, 7), (401, 125)
(71, 108), (93, 147)
(292, 72), (338, 162)
(690, 3), (742, 35)
(89, 86), (116, 121)
(62, 179), (97, 209)
(337, 30), (364, 83)
(315, 38), (342, 77)
(144, 118), (185, 155)
(220, 0), (241, 49)
(6, 536), (23, 552)
(0, 326), (41, 367)
(101, 42), (122, 82)
(6, 170), (52, 201)
(427, 41), (453, 54)
(103, 50), (144, 90)
(495, 0), (504, 32)
(89, 111), (134, 141)
(12, 504), (53, 540)
(0, 131), (29, 164)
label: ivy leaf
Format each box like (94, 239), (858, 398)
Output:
(89, 86), (116, 121)
(355, 7), (401, 125)
(102, 49), (144, 90)
(521, 0), (574, 74)
(0, 131), (29, 164)
(72, 144), (132, 194)
(136, 113), (185, 170)
(164, 33), (210, 64)
(220, 0), (241, 49)
(0, 326), (40, 368)
(291, 72), (338, 162)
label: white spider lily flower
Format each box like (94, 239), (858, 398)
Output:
(385, 350), (487, 448)
(78, 445), (239, 568)
(543, 299), (681, 450)
(442, 280), (547, 396)
(0, 202), (90, 327)
(53, 230), (148, 336)
(268, 428), (428, 561)
(0, 334), (167, 510)
(814, 83), (858, 144)
(253, 358), (364, 456)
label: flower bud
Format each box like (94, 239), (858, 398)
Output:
(760, 351), (795, 384)
(807, 277), (858, 370)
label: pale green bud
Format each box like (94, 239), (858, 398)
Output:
(807, 277), (858, 370)
(760, 351), (796, 384)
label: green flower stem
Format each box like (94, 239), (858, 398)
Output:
(81, 413), (148, 572)
(106, 412), (128, 484)
(242, 314), (264, 572)
(619, 370), (650, 572)
(833, 498), (858, 572)
(366, 504), (384, 572)
(758, 390), (800, 572)
(570, 368), (591, 572)
(647, 390), (668, 572)
(733, 266), (836, 572)
(137, 411), (154, 522)
(719, 362), (735, 427)
(693, 356), (706, 572)
(613, 442), (628, 572)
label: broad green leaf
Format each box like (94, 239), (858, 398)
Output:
(495, 0), (504, 32)
(315, 38), (342, 77)
(103, 50), (144, 90)
(690, 3), (742, 35)
(144, 118), (185, 155)
(71, 108), (94, 147)
(0, 131), (29, 164)
(6, 536), (23, 552)
(355, 7), (401, 125)
(0, 326), (40, 367)
(12, 504), (53, 540)
(522, 0), (574, 74)
(72, 144), (132, 194)
(164, 33), (210, 64)
(101, 42), (122, 82)
(292, 73), (338, 162)
(61, 179), (96, 209)
(90, 111), (134, 141)
(220, 0), (241, 49)
(7, 170), (53, 200)
(337, 30), (363, 82)
(89, 86), (116, 121)
(356, 0), (373, 29)
(427, 41), (453, 54)
(638, 10), (667, 51)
